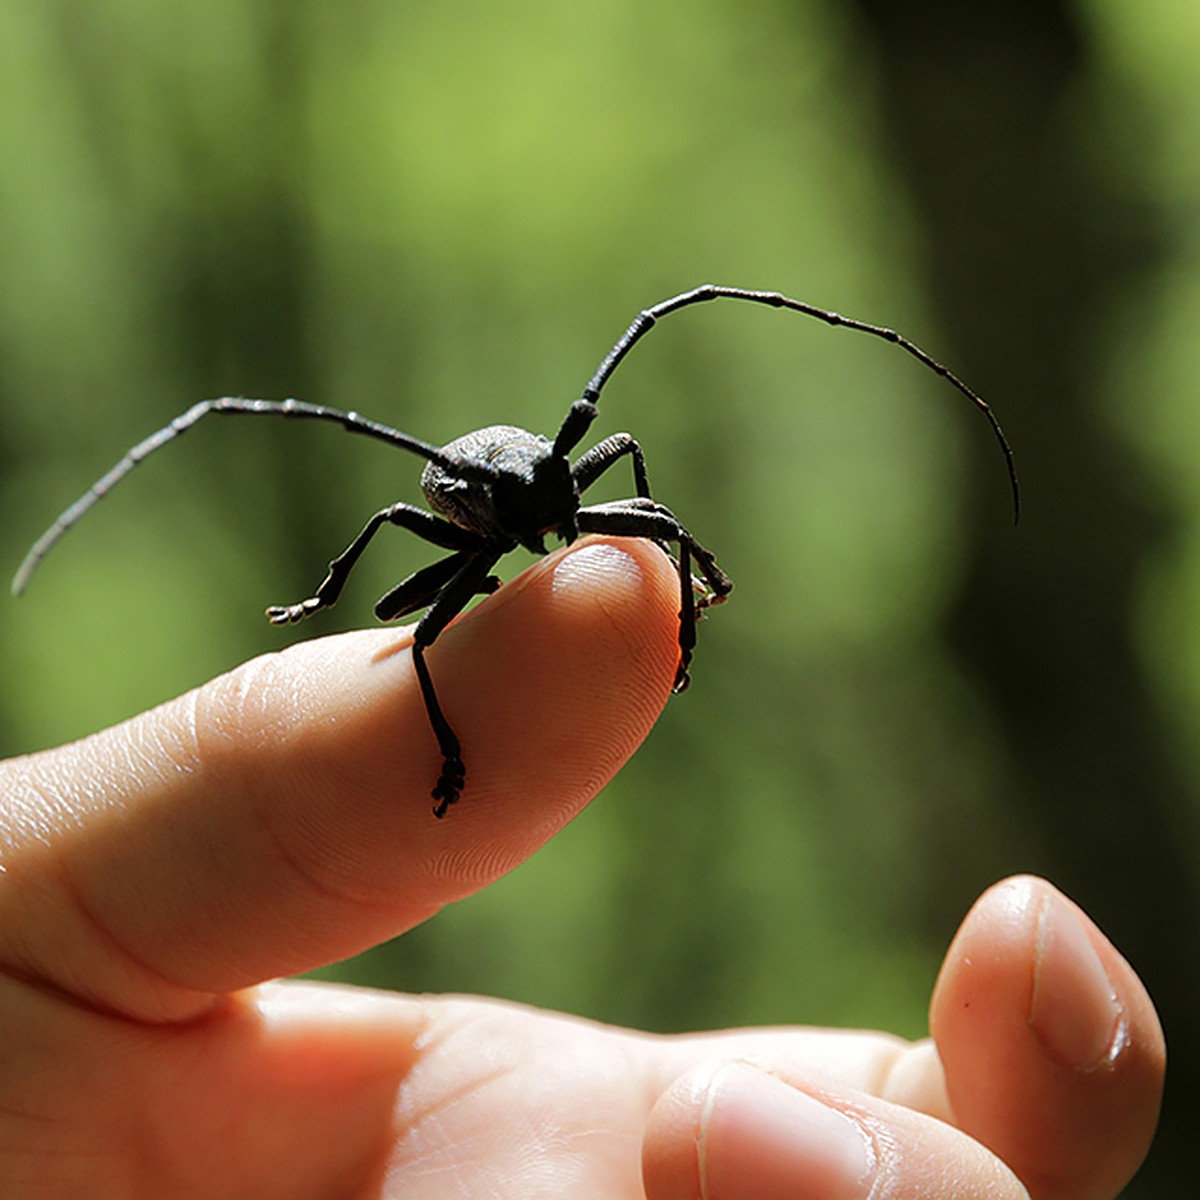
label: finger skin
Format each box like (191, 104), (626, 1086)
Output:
(640, 876), (1165, 1200)
(642, 1062), (1029, 1200)
(0, 537), (683, 1020)
(0, 975), (423, 1200)
(930, 876), (1165, 1200)
(0, 878), (1163, 1199)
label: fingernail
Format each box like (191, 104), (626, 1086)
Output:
(1030, 891), (1126, 1071)
(699, 1064), (876, 1200)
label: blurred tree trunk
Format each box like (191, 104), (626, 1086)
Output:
(845, 3), (1189, 1194)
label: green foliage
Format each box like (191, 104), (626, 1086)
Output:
(0, 8), (1193, 1124)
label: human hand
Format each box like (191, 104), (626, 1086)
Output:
(0, 537), (1163, 1198)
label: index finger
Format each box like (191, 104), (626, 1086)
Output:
(0, 537), (683, 1022)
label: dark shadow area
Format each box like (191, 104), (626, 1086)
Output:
(847, 3), (1189, 1192)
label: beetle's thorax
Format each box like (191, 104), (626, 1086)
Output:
(421, 424), (580, 553)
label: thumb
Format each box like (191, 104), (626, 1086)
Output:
(930, 875), (1164, 1200)
(0, 536), (683, 1022)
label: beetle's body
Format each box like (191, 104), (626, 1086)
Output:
(13, 285), (1017, 818)
(422, 425), (578, 552)
(261, 412), (733, 814)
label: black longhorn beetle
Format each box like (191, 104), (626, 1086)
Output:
(12, 285), (1019, 817)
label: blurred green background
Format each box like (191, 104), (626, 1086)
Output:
(0, 1), (1193, 1194)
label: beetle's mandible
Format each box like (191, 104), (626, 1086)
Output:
(12, 285), (1019, 817)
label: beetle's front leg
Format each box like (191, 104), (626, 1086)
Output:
(577, 498), (732, 692)
(266, 502), (484, 625)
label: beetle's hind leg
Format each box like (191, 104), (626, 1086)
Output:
(576, 497), (732, 691)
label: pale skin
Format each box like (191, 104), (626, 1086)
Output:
(0, 537), (1164, 1199)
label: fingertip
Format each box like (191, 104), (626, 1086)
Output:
(420, 535), (682, 826)
(0, 535), (691, 1017)
(219, 533), (686, 909)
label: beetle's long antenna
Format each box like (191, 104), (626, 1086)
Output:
(12, 397), (481, 596)
(565, 284), (1020, 523)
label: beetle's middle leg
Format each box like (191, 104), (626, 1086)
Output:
(373, 551), (501, 623)
(410, 548), (506, 817)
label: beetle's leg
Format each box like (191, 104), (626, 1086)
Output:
(267, 502), (485, 625)
(579, 497), (732, 603)
(673, 539), (698, 692)
(577, 498), (732, 692)
(571, 432), (652, 499)
(374, 550), (500, 623)
(411, 547), (507, 817)
(573, 435), (680, 561)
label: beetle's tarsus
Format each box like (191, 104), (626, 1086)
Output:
(265, 598), (323, 625)
(431, 756), (466, 818)
(698, 584), (732, 610)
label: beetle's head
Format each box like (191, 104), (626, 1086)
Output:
(490, 448), (579, 554)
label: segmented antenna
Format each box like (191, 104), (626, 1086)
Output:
(17, 288), (1020, 597)
(567, 284), (1020, 522)
(11, 397), (464, 596)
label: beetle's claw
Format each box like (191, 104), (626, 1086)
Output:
(266, 598), (321, 625)
(673, 662), (692, 694)
(432, 756), (466, 818)
(692, 572), (733, 611)
(697, 590), (730, 611)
